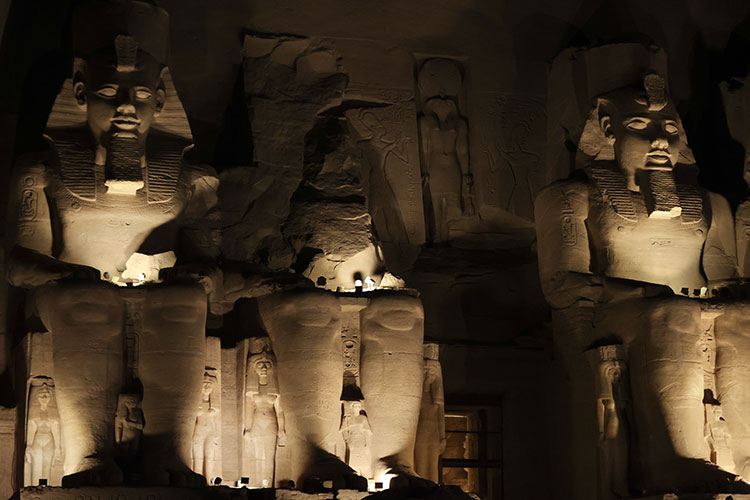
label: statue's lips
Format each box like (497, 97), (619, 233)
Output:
(111, 118), (140, 130)
(645, 151), (672, 169)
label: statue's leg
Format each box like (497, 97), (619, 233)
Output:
(34, 282), (124, 486)
(192, 434), (205, 475)
(30, 447), (43, 485)
(360, 293), (424, 479)
(598, 297), (707, 490)
(715, 302), (750, 480)
(139, 284), (206, 486)
(258, 289), (344, 487)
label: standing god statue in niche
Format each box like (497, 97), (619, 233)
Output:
(243, 341), (285, 488)
(115, 392), (145, 459)
(24, 377), (63, 487)
(535, 70), (750, 493)
(414, 344), (445, 483)
(192, 369), (221, 483)
(418, 58), (474, 244)
(7, 1), (215, 486)
(339, 400), (373, 479)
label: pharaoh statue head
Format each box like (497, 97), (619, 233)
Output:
(246, 338), (278, 395)
(71, 1), (169, 145)
(575, 69), (694, 176)
(596, 74), (683, 177)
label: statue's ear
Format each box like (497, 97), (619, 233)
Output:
(72, 58), (87, 108)
(597, 98), (616, 145)
(154, 67), (167, 115)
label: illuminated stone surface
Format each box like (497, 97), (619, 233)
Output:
(536, 43), (750, 496)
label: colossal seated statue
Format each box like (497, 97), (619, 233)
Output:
(536, 53), (750, 495)
(7, 1), (218, 487)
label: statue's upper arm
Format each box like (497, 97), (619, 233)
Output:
(704, 191), (738, 280)
(534, 179), (591, 279)
(8, 157), (53, 256)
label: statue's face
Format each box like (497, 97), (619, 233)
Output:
(74, 50), (165, 142)
(255, 360), (272, 377)
(599, 95), (682, 178)
(202, 377), (215, 396)
(37, 388), (51, 406)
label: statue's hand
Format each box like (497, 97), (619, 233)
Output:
(159, 262), (219, 294)
(63, 263), (102, 282)
(25, 451), (32, 463)
(277, 431), (287, 447)
(8, 254), (101, 288)
(439, 438), (447, 454)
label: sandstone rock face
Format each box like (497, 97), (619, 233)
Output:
(536, 43), (750, 498)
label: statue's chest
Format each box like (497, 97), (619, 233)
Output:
(596, 206), (708, 255)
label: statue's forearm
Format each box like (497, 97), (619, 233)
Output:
(7, 246), (100, 288)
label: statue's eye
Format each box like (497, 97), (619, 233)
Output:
(96, 86), (117, 98)
(625, 118), (648, 131)
(665, 122), (679, 135)
(134, 89), (152, 100)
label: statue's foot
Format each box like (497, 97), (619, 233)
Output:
(62, 456), (123, 487)
(167, 467), (207, 487)
(388, 469), (436, 490)
(300, 471), (368, 492)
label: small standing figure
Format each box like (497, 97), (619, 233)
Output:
(418, 58), (474, 244)
(339, 400), (373, 479)
(115, 393), (145, 459)
(192, 368), (220, 483)
(243, 339), (286, 488)
(24, 377), (63, 486)
(591, 346), (631, 500)
(414, 343), (446, 482)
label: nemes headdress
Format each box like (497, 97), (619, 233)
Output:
(547, 43), (695, 179)
(72, 0), (169, 66)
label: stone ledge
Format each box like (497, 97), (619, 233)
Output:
(633, 494), (750, 500)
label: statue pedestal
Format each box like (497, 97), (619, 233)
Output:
(633, 495), (750, 499)
(12, 487), (373, 500)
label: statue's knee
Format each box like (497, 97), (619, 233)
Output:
(147, 286), (206, 324)
(362, 294), (424, 332)
(261, 289), (340, 328)
(644, 298), (700, 334)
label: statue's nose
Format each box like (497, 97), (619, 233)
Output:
(116, 102), (137, 115)
(650, 136), (669, 150)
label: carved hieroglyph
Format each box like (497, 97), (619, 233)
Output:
(473, 92), (546, 219)
(414, 343), (445, 483)
(24, 377), (63, 487)
(536, 43), (750, 495)
(243, 338), (285, 488)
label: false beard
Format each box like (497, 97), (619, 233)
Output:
(637, 169), (682, 219)
(102, 135), (145, 195)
